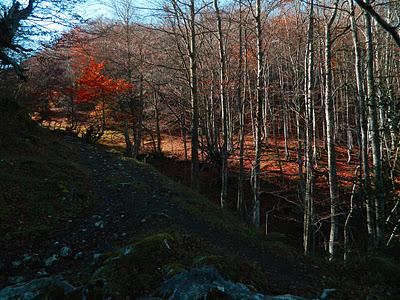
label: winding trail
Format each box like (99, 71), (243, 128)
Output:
(1, 136), (315, 295)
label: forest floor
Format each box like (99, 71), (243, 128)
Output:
(1, 103), (319, 298)
(99, 131), (365, 245)
(0, 135), (323, 293)
(1, 104), (400, 299)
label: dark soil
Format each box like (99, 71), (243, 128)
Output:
(0, 134), (316, 296)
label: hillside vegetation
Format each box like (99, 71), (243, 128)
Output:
(0, 100), (94, 246)
(0, 99), (399, 299)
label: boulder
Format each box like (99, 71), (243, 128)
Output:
(157, 266), (335, 300)
(157, 266), (264, 300)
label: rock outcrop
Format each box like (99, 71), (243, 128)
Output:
(156, 266), (334, 300)
(0, 276), (75, 300)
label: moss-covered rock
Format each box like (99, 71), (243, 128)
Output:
(0, 276), (75, 300)
(89, 232), (269, 298)
(156, 266), (313, 300)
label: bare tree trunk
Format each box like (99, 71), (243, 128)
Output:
(348, 0), (374, 242)
(324, 0), (340, 261)
(364, 0), (385, 247)
(189, 0), (200, 190)
(123, 120), (132, 156)
(237, 2), (246, 213)
(154, 92), (162, 155)
(213, 0), (228, 208)
(252, 0), (264, 228)
(353, 0), (400, 47)
(387, 218), (400, 247)
(303, 0), (315, 256)
(344, 166), (360, 262)
(132, 73), (144, 158)
(283, 101), (290, 160)
(250, 87), (256, 143)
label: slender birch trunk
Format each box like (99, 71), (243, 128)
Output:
(252, 0), (264, 228)
(348, 0), (374, 241)
(304, 0), (315, 255)
(213, 0), (228, 208)
(154, 92), (162, 154)
(189, 0), (200, 190)
(324, 0), (340, 260)
(237, 1), (246, 213)
(364, 0), (385, 247)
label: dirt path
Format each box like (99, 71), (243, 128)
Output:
(1, 136), (314, 294)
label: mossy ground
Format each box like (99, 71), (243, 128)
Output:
(91, 230), (269, 299)
(99, 146), (300, 258)
(0, 101), (94, 246)
(107, 149), (400, 299)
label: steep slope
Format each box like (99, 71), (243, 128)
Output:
(0, 100), (94, 268)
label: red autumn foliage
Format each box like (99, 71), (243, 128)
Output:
(75, 57), (133, 104)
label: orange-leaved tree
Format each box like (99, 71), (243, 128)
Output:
(75, 57), (132, 142)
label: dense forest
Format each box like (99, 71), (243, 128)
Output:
(1, 0), (400, 299)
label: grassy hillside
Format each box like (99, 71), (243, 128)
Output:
(0, 100), (94, 246)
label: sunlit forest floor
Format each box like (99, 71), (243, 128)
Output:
(1, 104), (319, 298)
(2, 111), (395, 298)
(34, 114), (400, 255)
(95, 129), (376, 245)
